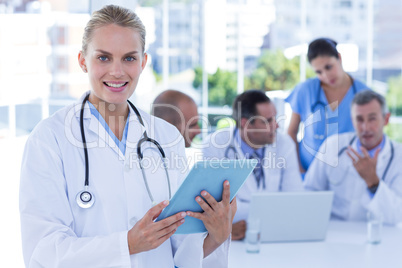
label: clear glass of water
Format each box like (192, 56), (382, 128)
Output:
(367, 211), (382, 244)
(246, 218), (261, 253)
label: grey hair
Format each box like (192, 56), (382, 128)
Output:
(82, 5), (146, 55)
(352, 90), (389, 116)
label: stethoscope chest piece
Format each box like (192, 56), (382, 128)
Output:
(76, 188), (95, 209)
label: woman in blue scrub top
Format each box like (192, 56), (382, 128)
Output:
(286, 38), (368, 175)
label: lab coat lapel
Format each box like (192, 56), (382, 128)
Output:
(73, 97), (108, 150)
(262, 143), (274, 188)
(376, 136), (392, 181)
(233, 136), (263, 191)
(233, 136), (245, 159)
(74, 92), (136, 160)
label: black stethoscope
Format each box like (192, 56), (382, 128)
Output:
(310, 76), (357, 140)
(76, 94), (172, 209)
(337, 135), (394, 182)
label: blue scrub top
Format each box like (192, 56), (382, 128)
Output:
(285, 77), (368, 171)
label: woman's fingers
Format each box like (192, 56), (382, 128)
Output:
(195, 195), (213, 213)
(198, 181), (231, 211)
(128, 202), (186, 254)
(154, 212), (186, 238)
(200, 191), (218, 209)
(186, 181), (233, 246)
(222, 180), (230, 204)
(186, 210), (202, 220)
(147, 200), (169, 222)
(158, 227), (178, 241)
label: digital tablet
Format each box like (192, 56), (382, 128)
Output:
(156, 159), (257, 234)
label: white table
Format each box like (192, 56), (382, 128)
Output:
(229, 220), (402, 268)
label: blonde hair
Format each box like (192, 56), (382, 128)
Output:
(81, 5), (146, 55)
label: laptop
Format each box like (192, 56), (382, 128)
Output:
(248, 191), (334, 243)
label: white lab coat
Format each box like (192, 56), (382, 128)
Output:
(19, 93), (229, 268)
(304, 132), (402, 225)
(202, 127), (303, 222)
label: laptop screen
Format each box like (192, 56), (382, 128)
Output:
(248, 191), (334, 242)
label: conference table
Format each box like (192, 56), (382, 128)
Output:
(229, 220), (402, 268)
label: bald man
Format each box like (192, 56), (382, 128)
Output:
(152, 90), (201, 147)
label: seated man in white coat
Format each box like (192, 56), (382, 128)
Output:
(203, 90), (303, 240)
(305, 90), (402, 225)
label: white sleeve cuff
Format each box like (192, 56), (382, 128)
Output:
(172, 233), (207, 268)
(202, 235), (231, 268)
(172, 233), (231, 268)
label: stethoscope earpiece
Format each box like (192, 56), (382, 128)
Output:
(76, 189), (95, 209)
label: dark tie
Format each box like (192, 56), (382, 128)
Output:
(250, 151), (265, 189)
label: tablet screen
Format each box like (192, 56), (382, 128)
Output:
(156, 159), (257, 234)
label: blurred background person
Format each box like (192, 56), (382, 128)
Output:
(152, 90), (201, 148)
(286, 38), (369, 176)
(203, 90), (303, 240)
(304, 90), (402, 225)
